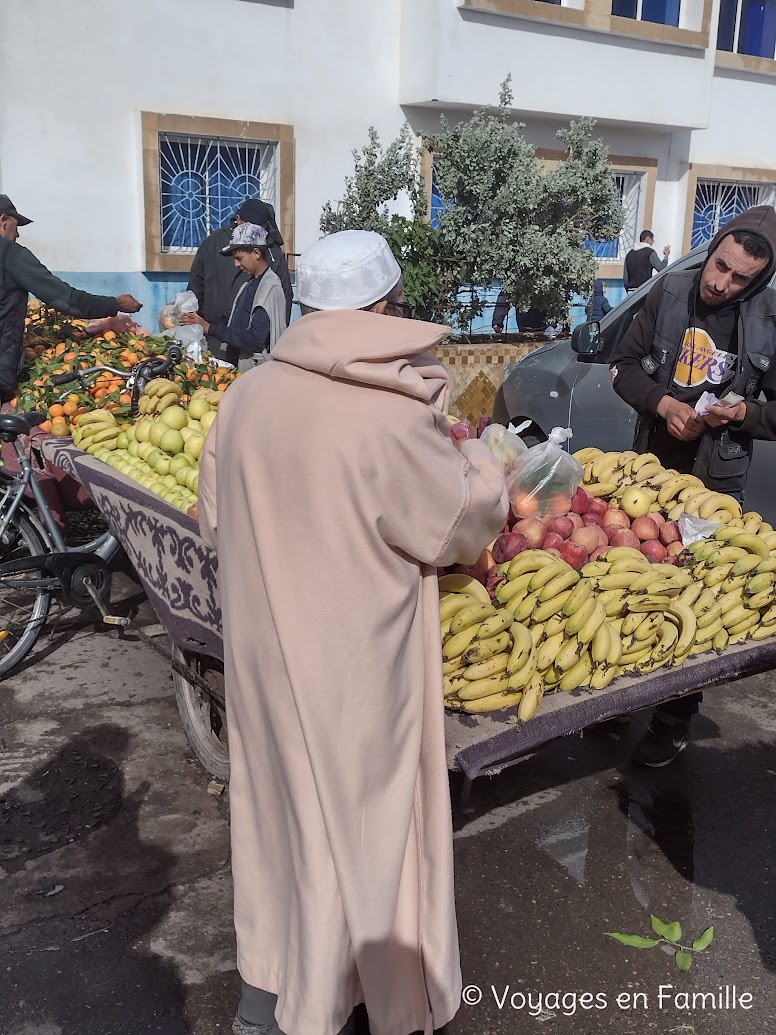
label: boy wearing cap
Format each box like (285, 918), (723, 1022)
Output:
(0, 194), (142, 403)
(182, 223), (287, 370)
(197, 230), (508, 1035)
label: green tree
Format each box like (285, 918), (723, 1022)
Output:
(426, 76), (623, 327)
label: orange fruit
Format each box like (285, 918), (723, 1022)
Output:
(94, 388), (108, 400)
(103, 330), (116, 341)
(48, 403), (65, 418)
(119, 393), (132, 405)
(39, 420), (52, 433)
(62, 402), (78, 417)
(217, 382), (227, 391)
(66, 394), (80, 406)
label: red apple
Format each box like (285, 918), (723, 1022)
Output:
(583, 513), (604, 528)
(649, 511), (666, 527)
(631, 516), (660, 542)
(603, 509), (630, 529)
(666, 541), (685, 557)
(570, 487), (591, 515)
(542, 532), (566, 552)
(587, 498), (609, 519)
(590, 545), (610, 561)
(544, 548), (565, 560)
(641, 540), (667, 563)
(567, 513), (584, 531)
(559, 540), (588, 570)
(486, 564), (503, 587)
(662, 555), (677, 565)
(571, 526), (603, 555)
(610, 528), (641, 550)
(547, 515), (574, 539)
(512, 518), (546, 550)
(454, 564), (486, 584)
(659, 521), (681, 546)
(492, 532), (529, 564)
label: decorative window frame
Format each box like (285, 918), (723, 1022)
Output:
(715, 49), (776, 77)
(682, 162), (776, 252)
(459, 0), (713, 50)
(142, 112), (294, 274)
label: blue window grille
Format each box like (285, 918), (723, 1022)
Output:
(586, 172), (643, 263)
(691, 179), (776, 248)
(612, 0), (679, 23)
(716, 0), (776, 55)
(159, 133), (278, 252)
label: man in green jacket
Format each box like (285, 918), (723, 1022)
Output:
(0, 195), (142, 403)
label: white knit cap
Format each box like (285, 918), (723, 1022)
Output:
(296, 230), (402, 311)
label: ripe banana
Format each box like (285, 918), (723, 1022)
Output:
(443, 671), (468, 697)
(573, 447), (604, 465)
(721, 603), (751, 630)
(668, 601), (697, 659)
(590, 665), (616, 690)
(461, 654), (511, 678)
(496, 570), (534, 604)
(704, 564), (734, 587)
(442, 656), (463, 676)
(604, 547), (649, 564)
(532, 590), (574, 624)
(610, 558), (651, 574)
(625, 594), (674, 612)
(745, 590), (775, 611)
(601, 589), (628, 617)
(559, 652), (594, 692)
(475, 611), (514, 641)
(563, 579), (593, 616)
(565, 596), (597, 637)
(556, 635), (584, 672)
(622, 611), (647, 636)
(530, 622), (545, 647)
(634, 613), (664, 642)
(591, 621), (612, 664)
(730, 533), (769, 561)
(708, 546), (749, 566)
(657, 474), (703, 507)
(439, 593), (478, 622)
(545, 614), (568, 638)
(507, 551), (556, 579)
(518, 675), (545, 722)
(450, 602), (496, 635)
(581, 561), (612, 578)
(692, 588), (719, 616)
(440, 618), (452, 642)
(438, 574), (491, 604)
(463, 631), (512, 664)
(727, 612), (760, 638)
(536, 631), (566, 672)
(77, 409), (116, 426)
(679, 582), (705, 608)
(513, 591), (540, 623)
(751, 621), (776, 641)
(442, 625), (480, 661)
(586, 482), (618, 497)
(453, 688), (524, 714)
(457, 673), (511, 701)
(713, 628), (729, 653)
(593, 572), (640, 592)
(506, 622), (533, 675)
(745, 572), (775, 596)
(538, 568), (580, 601)
(578, 600), (606, 645)
(507, 649), (538, 691)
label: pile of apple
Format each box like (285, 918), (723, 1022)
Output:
(460, 485), (683, 594)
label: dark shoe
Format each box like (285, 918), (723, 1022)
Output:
(632, 720), (689, 768)
(233, 1018), (274, 1035)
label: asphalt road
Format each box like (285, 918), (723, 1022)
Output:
(3, 566), (776, 1035)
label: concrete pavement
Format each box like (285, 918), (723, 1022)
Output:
(3, 568), (776, 1034)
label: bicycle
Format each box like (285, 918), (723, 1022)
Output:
(0, 343), (183, 678)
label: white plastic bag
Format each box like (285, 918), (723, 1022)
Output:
(506, 427), (584, 519)
(158, 290), (200, 331)
(678, 512), (722, 546)
(479, 423), (527, 480)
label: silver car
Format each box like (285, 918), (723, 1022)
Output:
(492, 246), (776, 519)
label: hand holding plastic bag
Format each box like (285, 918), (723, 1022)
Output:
(506, 427), (584, 519)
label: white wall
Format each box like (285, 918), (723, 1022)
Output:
(0, 0), (406, 273)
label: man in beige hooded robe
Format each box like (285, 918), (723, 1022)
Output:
(197, 230), (509, 1035)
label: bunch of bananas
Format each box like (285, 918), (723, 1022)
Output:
(438, 575), (544, 721)
(137, 378), (184, 415)
(573, 448), (771, 529)
(71, 409), (120, 453)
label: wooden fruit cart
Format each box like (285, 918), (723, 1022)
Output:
(40, 439), (776, 791)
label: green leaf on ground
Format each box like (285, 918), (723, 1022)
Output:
(692, 926), (715, 951)
(652, 915), (683, 942)
(675, 950), (693, 972)
(605, 932), (661, 948)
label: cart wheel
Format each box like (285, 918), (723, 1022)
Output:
(171, 645), (230, 782)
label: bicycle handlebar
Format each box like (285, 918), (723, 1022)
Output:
(50, 343), (184, 386)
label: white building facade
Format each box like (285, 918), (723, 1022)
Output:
(1, 0), (775, 328)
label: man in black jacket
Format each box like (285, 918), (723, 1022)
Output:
(187, 198), (293, 359)
(0, 195), (141, 404)
(610, 205), (776, 767)
(624, 230), (671, 292)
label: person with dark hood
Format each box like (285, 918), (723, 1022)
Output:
(610, 204), (776, 767)
(586, 279), (611, 323)
(187, 198), (293, 358)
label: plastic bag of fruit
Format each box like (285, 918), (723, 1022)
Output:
(479, 423), (527, 479)
(506, 427), (583, 520)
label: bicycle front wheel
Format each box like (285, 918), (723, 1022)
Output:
(0, 506), (52, 679)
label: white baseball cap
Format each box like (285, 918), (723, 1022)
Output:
(296, 230), (402, 311)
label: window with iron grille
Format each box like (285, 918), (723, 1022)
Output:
(587, 172), (644, 263)
(692, 178), (776, 248)
(159, 132), (279, 252)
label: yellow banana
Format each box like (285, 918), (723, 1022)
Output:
(573, 447), (604, 464)
(533, 590), (574, 624)
(538, 568), (580, 601)
(668, 601), (697, 658)
(745, 572), (775, 596)
(760, 603), (776, 625)
(678, 581), (705, 608)
(442, 625), (480, 661)
(696, 604), (722, 629)
(751, 622), (776, 641)
(699, 493), (740, 521)
(581, 561), (612, 578)
(438, 574), (491, 604)
(601, 589), (628, 617)
(530, 622), (545, 647)
(556, 635), (584, 672)
(713, 628), (729, 653)
(601, 546), (649, 564)
(756, 558), (776, 574)
(591, 621), (612, 664)
(718, 587), (744, 615)
(442, 656), (464, 676)
(453, 688), (524, 714)
(464, 652), (512, 685)
(704, 564), (734, 587)
(578, 600), (606, 645)
(496, 570), (534, 604)
(544, 614), (568, 638)
(721, 603), (751, 630)
(730, 533), (769, 561)
(559, 652), (594, 692)
(634, 462), (663, 483)
(727, 612), (760, 638)
(563, 579), (593, 616)
(742, 511), (763, 533)
(507, 649), (538, 691)
(606, 624), (623, 666)
(590, 665), (617, 690)
(591, 452), (623, 480)
(634, 613), (664, 642)
(439, 593), (479, 622)
(652, 621), (678, 659)
(440, 618), (452, 642)
(506, 622), (533, 675)
(622, 611), (647, 636)
(513, 591), (540, 623)
(745, 590), (775, 611)
(507, 551), (557, 579)
(722, 574), (748, 593)
(529, 560), (570, 593)
(631, 452), (660, 473)
(536, 631), (566, 672)
(443, 671), (468, 697)
(764, 533), (776, 551)
(77, 409), (116, 426)
(586, 482), (618, 497)
(713, 525), (741, 542)
(625, 595), (674, 612)
(593, 572), (640, 592)
(610, 558), (651, 574)
(457, 672), (511, 701)
(475, 611), (514, 641)
(628, 569), (670, 593)
(518, 675), (545, 722)
(658, 474), (704, 507)
(565, 596), (597, 637)
(450, 602), (497, 636)
(642, 577), (683, 597)
(463, 631), (513, 664)
(692, 588), (719, 617)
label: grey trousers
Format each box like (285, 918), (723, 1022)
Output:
(237, 981), (357, 1035)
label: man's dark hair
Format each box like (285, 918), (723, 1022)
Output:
(639, 230), (654, 243)
(731, 229), (771, 263)
(233, 245), (268, 261)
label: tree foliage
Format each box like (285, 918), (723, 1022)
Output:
(320, 78), (623, 329)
